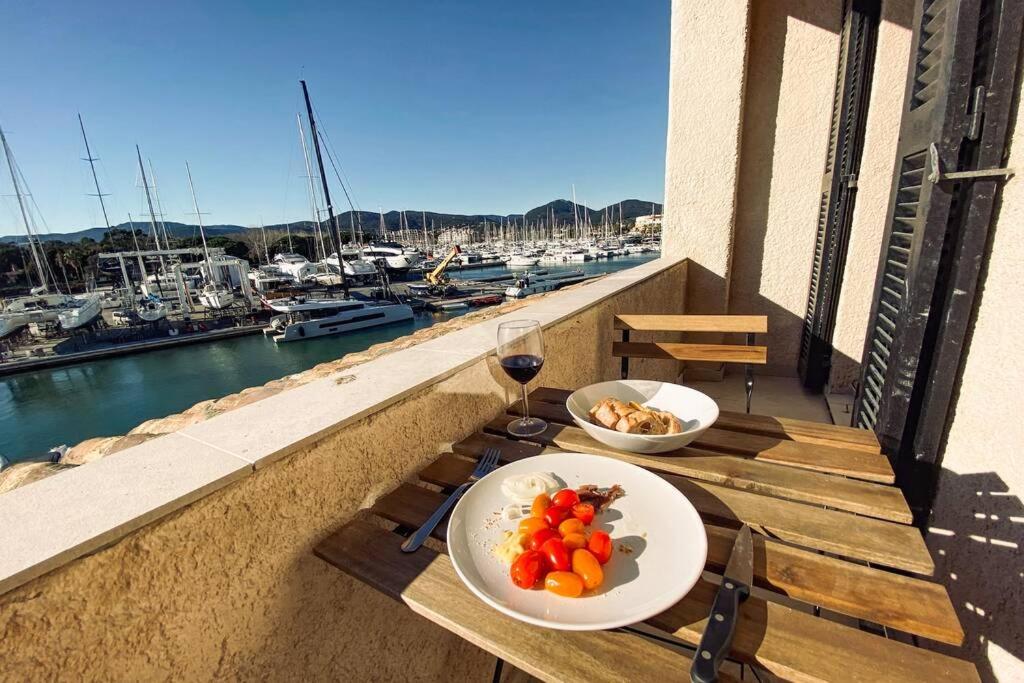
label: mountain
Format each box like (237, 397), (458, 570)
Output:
(0, 198), (662, 244)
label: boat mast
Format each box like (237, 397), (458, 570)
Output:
(78, 113), (111, 232)
(149, 160), (172, 247)
(136, 145), (163, 251)
(0, 125), (48, 290)
(185, 161), (214, 281)
(297, 113), (325, 260)
(299, 80), (345, 269)
(422, 210), (429, 252)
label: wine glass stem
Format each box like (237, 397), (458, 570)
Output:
(520, 383), (530, 423)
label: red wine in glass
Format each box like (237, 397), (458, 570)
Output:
(497, 320), (547, 437)
(500, 354), (545, 384)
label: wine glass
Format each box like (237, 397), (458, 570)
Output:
(497, 320), (547, 437)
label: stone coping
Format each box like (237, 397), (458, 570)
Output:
(0, 257), (683, 597)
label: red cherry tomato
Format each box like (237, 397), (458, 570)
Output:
(543, 505), (570, 528)
(528, 528), (560, 551)
(544, 571), (584, 597)
(571, 502), (595, 525)
(551, 488), (581, 508)
(588, 530), (613, 564)
(540, 537), (571, 572)
(510, 550), (547, 589)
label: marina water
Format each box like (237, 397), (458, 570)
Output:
(1, 255), (657, 461)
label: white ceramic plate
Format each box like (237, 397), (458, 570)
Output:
(566, 380), (720, 454)
(447, 452), (707, 630)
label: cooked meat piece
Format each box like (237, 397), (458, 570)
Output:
(577, 484), (626, 512)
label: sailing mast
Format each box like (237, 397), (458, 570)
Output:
(297, 113), (325, 260)
(0, 125), (49, 290)
(77, 114), (111, 232)
(299, 80), (345, 280)
(135, 146), (163, 251)
(185, 161), (214, 281)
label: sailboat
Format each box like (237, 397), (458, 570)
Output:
(185, 161), (236, 310)
(0, 125), (80, 337)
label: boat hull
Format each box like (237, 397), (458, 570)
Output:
(269, 303), (414, 342)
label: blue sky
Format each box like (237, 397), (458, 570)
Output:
(0, 1), (669, 234)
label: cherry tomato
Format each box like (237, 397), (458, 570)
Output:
(562, 532), (587, 550)
(571, 502), (596, 525)
(531, 493), (551, 518)
(528, 528), (560, 551)
(572, 549), (604, 590)
(518, 517), (548, 538)
(510, 550), (547, 589)
(558, 517), (585, 537)
(544, 571), (584, 597)
(539, 537), (571, 572)
(587, 530), (613, 564)
(543, 505), (570, 528)
(551, 488), (581, 508)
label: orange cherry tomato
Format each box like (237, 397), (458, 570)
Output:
(531, 493), (551, 518)
(551, 488), (581, 508)
(562, 532), (587, 550)
(539, 537), (571, 572)
(588, 530), (613, 564)
(558, 517), (585, 537)
(572, 549), (604, 590)
(510, 550), (547, 589)
(571, 502), (595, 525)
(518, 517), (548, 538)
(544, 571), (584, 597)
(528, 528), (560, 551)
(543, 505), (570, 527)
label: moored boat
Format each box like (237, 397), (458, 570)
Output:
(263, 296), (414, 342)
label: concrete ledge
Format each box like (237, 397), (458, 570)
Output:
(0, 257), (685, 600)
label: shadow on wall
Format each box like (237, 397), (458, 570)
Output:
(926, 470), (1024, 683)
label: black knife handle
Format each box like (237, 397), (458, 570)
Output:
(689, 578), (750, 683)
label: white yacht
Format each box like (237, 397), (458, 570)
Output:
(263, 296), (414, 342)
(326, 250), (378, 282)
(0, 292), (77, 338)
(360, 242), (423, 273)
(137, 296), (168, 322)
(248, 265), (294, 294)
(508, 253), (541, 267)
(57, 294), (103, 330)
(504, 270), (585, 298)
(273, 253), (319, 282)
(198, 282), (236, 310)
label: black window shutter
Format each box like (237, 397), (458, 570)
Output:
(855, 0), (1022, 519)
(798, 0), (881, 392)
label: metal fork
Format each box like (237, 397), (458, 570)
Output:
(401, 447), (501, 552)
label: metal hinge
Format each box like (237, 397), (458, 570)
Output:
(844, 173), (858, 189)
(927, 143), (1015, 183)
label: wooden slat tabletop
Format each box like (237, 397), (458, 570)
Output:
(314, 386), (977, 682)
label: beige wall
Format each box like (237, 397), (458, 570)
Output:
(829, 0), (915, 393)
(0, 260), (687, 681)
(924, 69), (1024, 680)
(663, 0), (841, 374)
(728, 0), (842, 375)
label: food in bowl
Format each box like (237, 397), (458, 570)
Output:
(588, 397), (683, 435)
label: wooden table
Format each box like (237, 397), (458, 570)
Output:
(315, 386), (979, 682)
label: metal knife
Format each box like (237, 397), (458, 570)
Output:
(690, 525), (753, 683)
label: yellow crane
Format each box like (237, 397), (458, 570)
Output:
(423, 245), (461, 295)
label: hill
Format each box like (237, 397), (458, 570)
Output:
(0, 198), (662, 244)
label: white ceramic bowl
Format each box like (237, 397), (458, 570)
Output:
(566, 380), (719, 453)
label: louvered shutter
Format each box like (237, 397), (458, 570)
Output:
(799, 0), (881, 391)
(854, 0), (986, 455)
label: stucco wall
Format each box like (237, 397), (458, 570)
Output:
(0, 260), (687, 681)
(663, 0), (841, 375)
(924, 71), (1024, 680)
(829, 0), (915, 393)
(728, 0), (842, 375)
